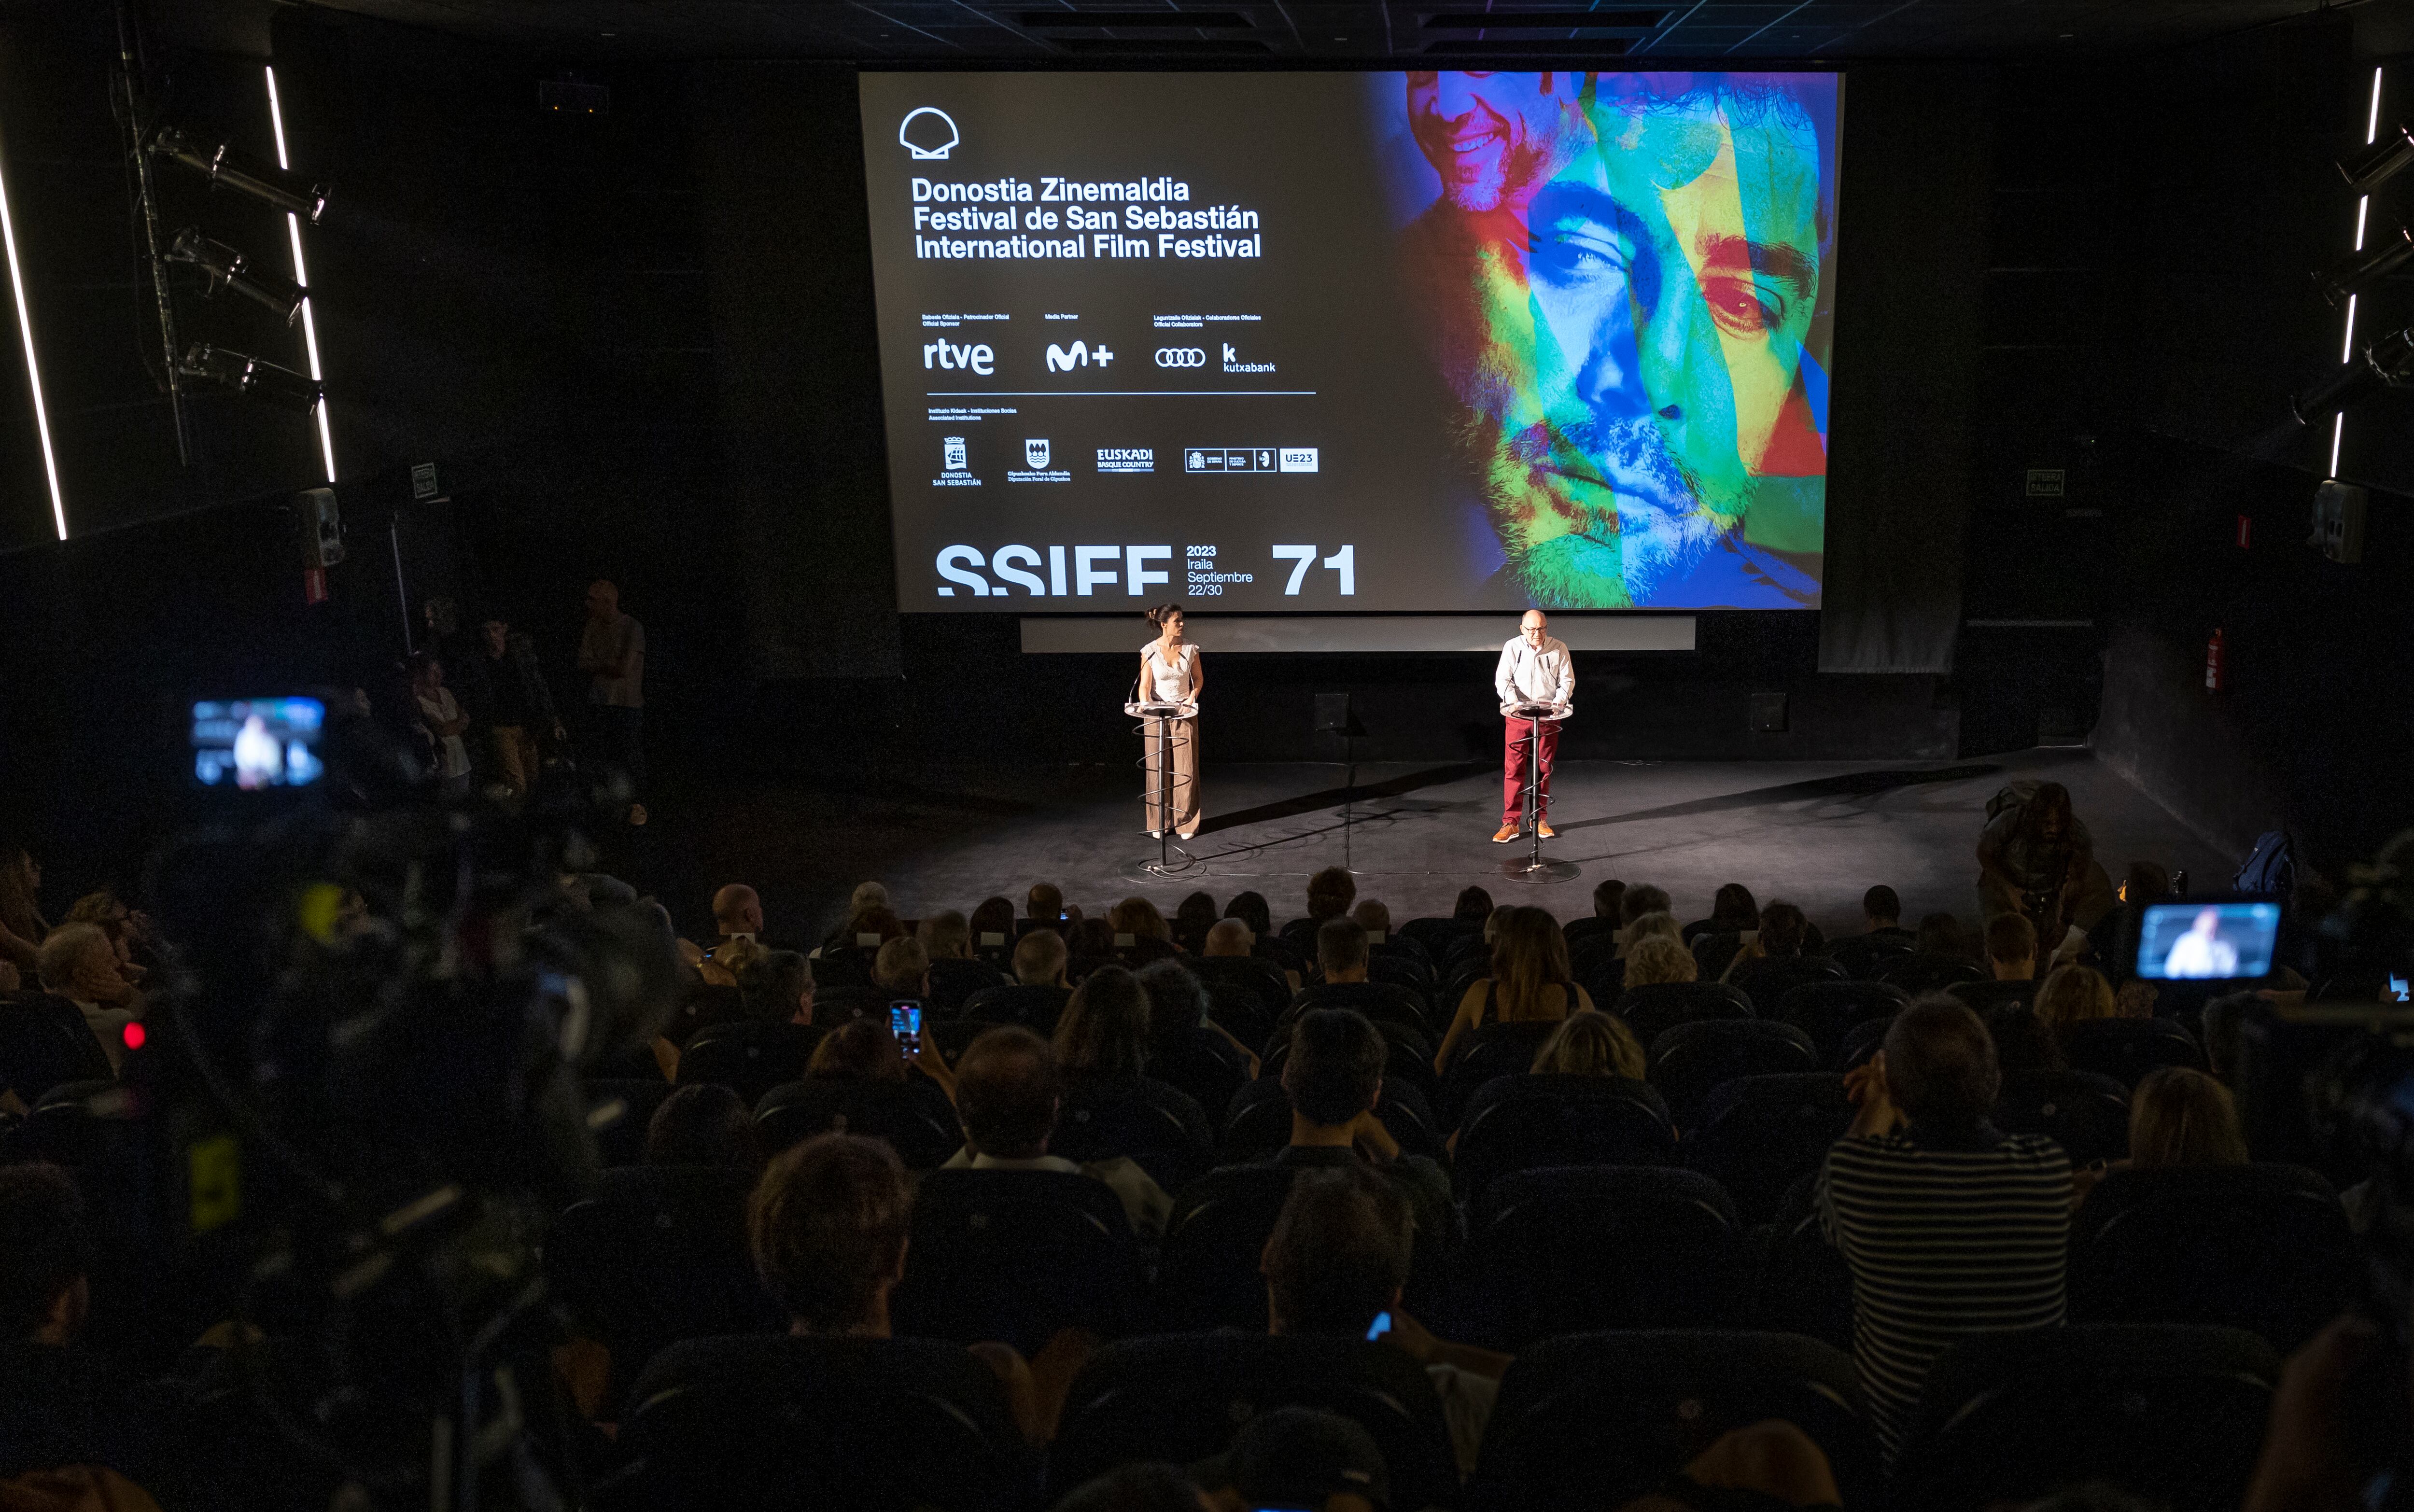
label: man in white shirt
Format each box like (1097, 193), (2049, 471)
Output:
(1491, 609), (1573, 842)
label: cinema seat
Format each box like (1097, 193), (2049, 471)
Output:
(2069, 1164), (2359, 1353)
(1436, 1021), (1557, 1123)
(1645, 1019), (1820, 1129)
(1879, 954), (1986, 995)
(1683, 1073), (1853, 1225)
(676, 1021), (823, 1106)
(892, 1167), (1143, 1356)
(1450, 1166), (1745, 1352)
(0, 991), (115, 1103)
(1152, 1164), (1300, 1332)
(1612, 981), (1753, 1046)
(957, 982), (1072, 1036)
(1890, 1325), (2279, 1512)
(1837, 1015), (1893, 1072)
(609, 1334), (1029, 1512)
(1399, 916), (1478, 966)
(1471, 1330), (1879, 1512)
(549, 1167), (784, 1414)
(1052, 1076), (1213, 1191)
(1048, 1333), (1460, 1512)
(753, 1077), (960, 1169)
(1768, 979), (1905, 1062)
(1993, 1069), (2129, 1167)
(926, 957), (1009, 1016)
(1451, 1074), (1676, 1203)
(2060, 1017), (2206, 1087)
(1744, 1204), (1854, 1350)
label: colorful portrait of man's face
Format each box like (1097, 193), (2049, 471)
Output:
(1406, 70), (1597, 215)
(1397, 72), (1836, 608)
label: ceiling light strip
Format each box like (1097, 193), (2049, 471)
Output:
(267, 65), (336, 483)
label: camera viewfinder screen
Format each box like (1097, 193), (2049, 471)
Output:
(858, 70), (1842, 613)
(2135, 901), (2280, 981)
(192, 698), (326, 790)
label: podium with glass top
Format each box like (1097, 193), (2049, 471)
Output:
(1123, 695), (1203, 881)
(1499, 700), (1578, 883)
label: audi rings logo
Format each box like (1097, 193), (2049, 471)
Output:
(1155, 347), (1207, 368)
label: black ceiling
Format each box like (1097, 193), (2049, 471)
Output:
(222, 0), (2408, 63)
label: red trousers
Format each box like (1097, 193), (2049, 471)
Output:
(1502, 716), (1560, 824)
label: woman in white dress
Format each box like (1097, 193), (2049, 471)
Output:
(1139, 603), (1204, 839)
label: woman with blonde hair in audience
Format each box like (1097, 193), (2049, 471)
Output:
(1053, 964), (1153, 1081)
(2032, 962), (2118, 1040)
(1623, 911), (1683, 950)
(1623, 933), (1699, 989)
(2128, 1066), (2248, 1170)
(1433, 905), (1595, 1070)
(1530, 1009), (1647, 1080)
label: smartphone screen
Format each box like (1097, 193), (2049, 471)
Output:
(1363, 1310), (1391, 1342)
(889, 1002), (922, 1050)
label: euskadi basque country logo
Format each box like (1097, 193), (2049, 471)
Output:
(899, 107), (959, 160)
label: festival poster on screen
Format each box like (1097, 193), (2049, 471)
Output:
(857, 71), (1842, 614)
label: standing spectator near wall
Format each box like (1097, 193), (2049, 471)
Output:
(579, 579), (647, 825)
(0, 843), (47, 975)
(409, 654), (474, 798)
(476, 616), (566, 799)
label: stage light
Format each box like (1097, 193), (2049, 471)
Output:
(168, 228), (303, 323)
(149, 124), (327, 223)
(179, 343), (322, 411)
(2290, 325), (2414, 427)
(2314, 225), (2412, 307)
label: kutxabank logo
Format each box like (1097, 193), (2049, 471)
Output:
(899, 107), (959, 160)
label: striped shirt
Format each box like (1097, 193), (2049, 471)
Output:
(1817, 1125), (2071, 1457)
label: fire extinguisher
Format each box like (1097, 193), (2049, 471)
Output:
(2204, 627), (2225, 693)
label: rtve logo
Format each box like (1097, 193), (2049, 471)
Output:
(1156, 348), (1207, 368)
(1046, 341), (1114, 372)
(924, 337), (993, 376)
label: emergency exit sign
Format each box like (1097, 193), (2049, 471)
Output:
(2025, 468), (2066, 497)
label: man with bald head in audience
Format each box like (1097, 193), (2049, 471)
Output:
(707, 883), (765, 956)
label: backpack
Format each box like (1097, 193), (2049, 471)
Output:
(2234, 830), (2296, 898)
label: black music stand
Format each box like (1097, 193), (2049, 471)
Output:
(1498, 700), (1578, 884)
(1315, 692), (1368, 874)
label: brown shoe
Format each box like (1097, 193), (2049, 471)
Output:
(1536, 820), (1556, 839)
(1492, 824), (1520, 843)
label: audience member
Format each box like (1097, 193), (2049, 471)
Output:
(1450, 886), (1494, 925)
(1529, 1008), (1646, 1079)
(919, 909), (972, 960)
(1726, 900), (1827, 1006)
(35, 924), (138, 1074)
(1026, 882), (1068, 931)
(1054, 965), (1153, 1082)
(1611, 1422), (1843, 1512)
(968, 896), (1016, 954)
(2127, 1066), (2248, 1169)
(1289, 920), (1427, 1031)
(644, 1084), (763, 1171)
(474, 614), (566, 798)
(1616, 883), (1673, 952)
(1106, 898), (1180, 964)
(746, 1134), (1046, 1436)
(1223, 892), (1274, 940)
(1302, 867), (1358, 930)
(742, 950), (814, 1025)
(1280, 1009), (1454, 1247)
(1827, 883), (1912, 977)
(943, 1026), (1171, 1236)
(1915, 911), (1978, 962)
(1688, 882), (1761, 944)
(1050, 1464), (1215, 1512)
(1862, 885), (1908, 938)
(1586, 878), (1627, 929)
(806, 1019), (908, 1083)
(1171, 891), (1220, 955)
(1192, 1407), (1392, 1512)
(1983, 1004), (2065, 1073)
(1201, 919), (1252, 960)
(1433, 907), (1592, 1069)
(2199, 990), (2256, 1085)
(1260, 1165), (1504, 1475)
(1067, 917), (1119, 969)
(1819, 996), (2071, 1458)
(707, 884), (765, 954)
(1347, 898), (1392, 944)
(870, 937), (931, 1006)
(1986, 912), (2039, 981)
(919, 910), (1004, 1013)
(409, 652), (474, 796)
(0, 843), (47, 974)
(2033, 962), (2119, 1042)
(1623, 910), (1682, 950)
(577, 579), (647, 821)
(1135, 959), (1259, 1092)
(1620, 933), (1698, 989)
(964, 930), (1074, 1036)
(0, 1163), (121, 1483)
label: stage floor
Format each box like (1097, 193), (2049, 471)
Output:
(660, 748), (2235, 947)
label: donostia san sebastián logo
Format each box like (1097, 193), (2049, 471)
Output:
(898, 107), (959, 160)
